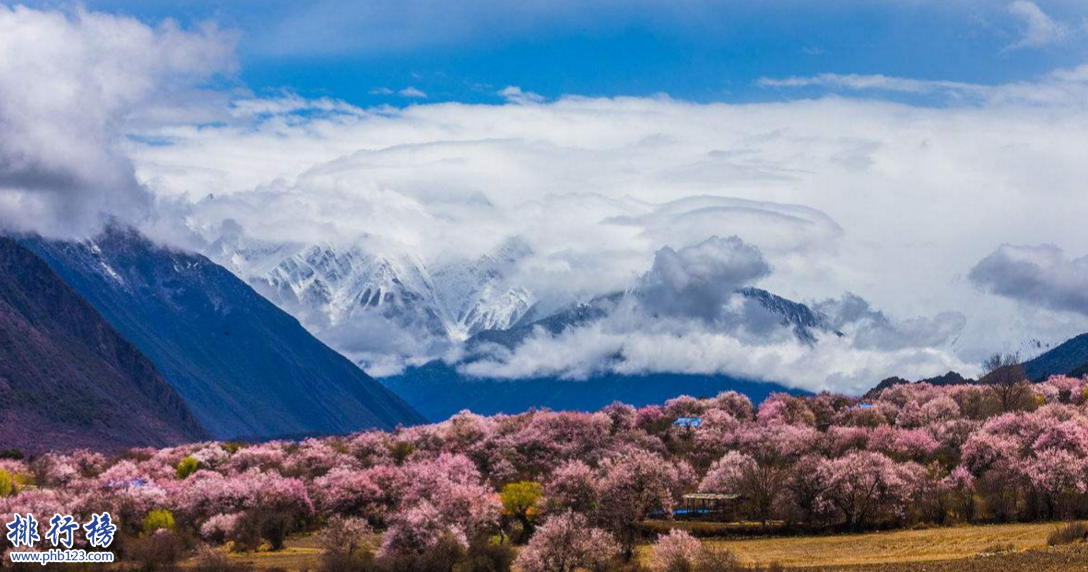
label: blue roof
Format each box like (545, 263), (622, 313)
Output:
(672, 417), (702, 428)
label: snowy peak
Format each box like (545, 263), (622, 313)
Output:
(256, 243), (449, 337)
(432, 236), (535, 339)
(737, 287), (842, 344)
(204, 233), (538, 347)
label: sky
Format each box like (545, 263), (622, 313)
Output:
(16, 0), (1088, 104)
(3, 0), (1088, 392)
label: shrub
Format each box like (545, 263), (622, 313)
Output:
(176, 456), (199, 480)
(379, 501), (468, 558)
(192, 546), (255, 572)
(389, 441), (417, 464)
(127, 529), (188, 571)
(199, 513), (242, 544)
(318, 516), (372, 556)
(417, 533), (468, 572)
(0, 470), (14, 498)
(143, 509), (176, 535)
(234, 508), (298, 551)
(455, 539), (516, 572)
(650, 530), (702, 572)
(1048, 521), (1088, 546)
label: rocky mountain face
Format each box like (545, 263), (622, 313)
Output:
(736, 287), (843, 344)
(23, 227), (424, 440)
(203, 230), (844, 419)
(0, 238), (208, 453)
(208, 228), (840, 362)
(206, 234), (536, 356)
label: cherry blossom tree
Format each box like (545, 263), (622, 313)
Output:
(700, 451), (785, 525)
(820, 452), (921, 530)
(596, 449), (689, 559)
(649, 529), (702, 572)
(514, 512), (619, 572)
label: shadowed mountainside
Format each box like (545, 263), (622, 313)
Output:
(380, 360), (808, 422)
(1023, 333), (1088, 381)
(0, 238), (208, 453)
(22, 227), (424, 439)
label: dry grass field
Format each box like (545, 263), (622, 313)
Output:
(699, 522), (1088, 571)
(706, 522), (1049, 567)
(188, 522), (1088, 571)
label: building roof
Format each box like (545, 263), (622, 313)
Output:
(683, 493), (741, 501)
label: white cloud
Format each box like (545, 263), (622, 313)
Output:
(460, 304), (973, 395)
(126, 69), (1088, 383)
(640, 236), (770, 320)
(757, 74), (988, 97)
(0, 5), (235, 238)
(1007, 1), (1073, 50)
(498, 86), (546, 104)
(969, 244), (1088, 317)
(757, 64), (1088, 105)
(398, 86), (428, 98)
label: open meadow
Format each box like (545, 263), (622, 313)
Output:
(199, 522), (1088, 572)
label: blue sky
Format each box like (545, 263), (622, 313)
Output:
(6, 0), (1088, 389)
(22, 0), (1088, 105)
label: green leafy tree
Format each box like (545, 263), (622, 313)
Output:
(144, 509), (176, 535)
(176, 456), (199, 480)
(500, 481), (543, 543)
(0, 470), (14, 497)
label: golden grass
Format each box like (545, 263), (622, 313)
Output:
(696, 522), (1055, 568)
(181, 534), (326, 570)
(185, 522), (1068, 571)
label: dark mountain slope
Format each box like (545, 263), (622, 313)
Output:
(865, 371), (973, 399)
(23, 227), (424, 439)
(0, 238), (208, 453)
(1023, 333), (1088, 381)
(381, 361), (808, 422)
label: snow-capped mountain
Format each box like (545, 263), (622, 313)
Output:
(204, 232), (536, 353)
(258, 243), (449, 339)
(431, 236), (535, 339)
(204, 228), (840, 374)
(736, 287), (842, 344)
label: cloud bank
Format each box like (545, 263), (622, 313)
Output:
(8, 4), (1088, 392)
(640, 236), (770, 321)
(0, 5), (235, 238)
(970, 244), (1088, 317)
(126, 66), (1088, 385)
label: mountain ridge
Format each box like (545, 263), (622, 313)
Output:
(0, 237), (208, 452)
(380, 360), (809, 422)
(23, 226), (425, 439)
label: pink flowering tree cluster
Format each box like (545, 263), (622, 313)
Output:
(2, 374), (1087, 563)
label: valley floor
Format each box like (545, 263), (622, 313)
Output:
(700, 522), (1088, 570)
(186, 522), (1088, 571)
